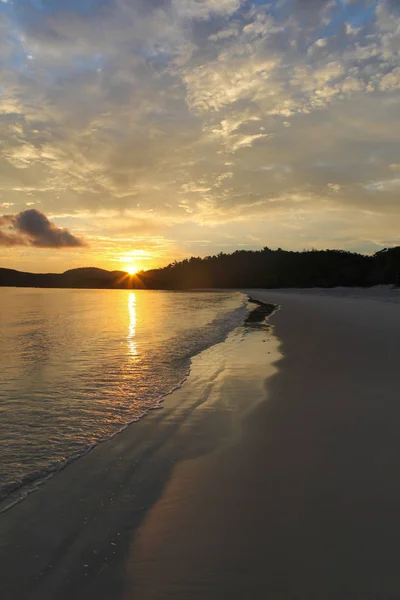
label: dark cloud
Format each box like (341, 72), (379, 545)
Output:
(387, 0), (400, 13)
(293, 0), (330, 7)
(1, 0), (400, 263)
(0, 209), (87, 248)
(0, 230), (23, 247)
(136, 0), (172, 11)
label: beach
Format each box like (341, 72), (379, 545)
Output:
(2, 288), (400, 599)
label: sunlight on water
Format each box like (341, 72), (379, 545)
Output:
(127, 292), (138, 359)
(0, 288), (247, 508)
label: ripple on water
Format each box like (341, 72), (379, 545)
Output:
(0, 289), (248, 510)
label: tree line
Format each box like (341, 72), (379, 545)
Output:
(143, 246), (400, 289)
(2, 247), (400, 289)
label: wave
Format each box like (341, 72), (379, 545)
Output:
(0, 293), (249, 513)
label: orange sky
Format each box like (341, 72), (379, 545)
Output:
(1, 0), (400, 273)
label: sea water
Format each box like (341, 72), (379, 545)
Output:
(0, 288), (247, 509)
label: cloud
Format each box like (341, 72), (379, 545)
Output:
(172, 0), (241, 19)
(380, 66), (400, 90)
(0, 209), (87, 247)
(1, 0), (400, 268)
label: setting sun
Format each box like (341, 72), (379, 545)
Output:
(125, 264), (139, 275)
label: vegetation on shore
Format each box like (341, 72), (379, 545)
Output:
(1, 247), (400, 290)
(147, 246), (400, 289)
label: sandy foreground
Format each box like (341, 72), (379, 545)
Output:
(2, 288), (400, 599)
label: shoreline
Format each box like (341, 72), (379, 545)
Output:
(0, 305), (279, 600)
(2, 288), (400, 598)
(0, 290), (249, 515)
(122, 289), (400, 599)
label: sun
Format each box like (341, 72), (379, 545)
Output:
(125, 264), (139, 275)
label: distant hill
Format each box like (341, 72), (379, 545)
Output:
(0, 267), (166, 290)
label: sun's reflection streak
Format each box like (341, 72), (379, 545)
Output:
(127, 292), (138, 358)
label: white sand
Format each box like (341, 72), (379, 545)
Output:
(246, 287), (400, 405)
(248, 284), (400, 303)
(2, 287), (400, 599)
(119, 288), (400, 599)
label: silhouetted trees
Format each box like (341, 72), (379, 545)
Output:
(146, 246), (400, 289)
(2, 247), (400, 290)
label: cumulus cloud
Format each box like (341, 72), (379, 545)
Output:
(380, 66), (400, 89)
(0, 209), (87, 247)
(0, 0), (400, 268)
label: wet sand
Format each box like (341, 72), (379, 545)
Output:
(0, 311), (279, 600)
(2, 289), (400, 599)
(123, 289), (400, 599)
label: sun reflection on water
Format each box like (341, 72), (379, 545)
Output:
(127, 292), (137, 358)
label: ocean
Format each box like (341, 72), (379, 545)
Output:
(0, 288), (248, 511)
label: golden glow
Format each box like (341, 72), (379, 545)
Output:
(125, 264), (140, 275)
(127, 292), (137, 358)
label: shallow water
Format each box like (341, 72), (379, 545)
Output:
(0, 298), (279, 600)
(0, 288), (246, 509)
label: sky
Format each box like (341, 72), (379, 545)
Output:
(0, 0), (399, 273)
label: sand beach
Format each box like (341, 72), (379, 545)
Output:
(1, 288), (400, 599)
